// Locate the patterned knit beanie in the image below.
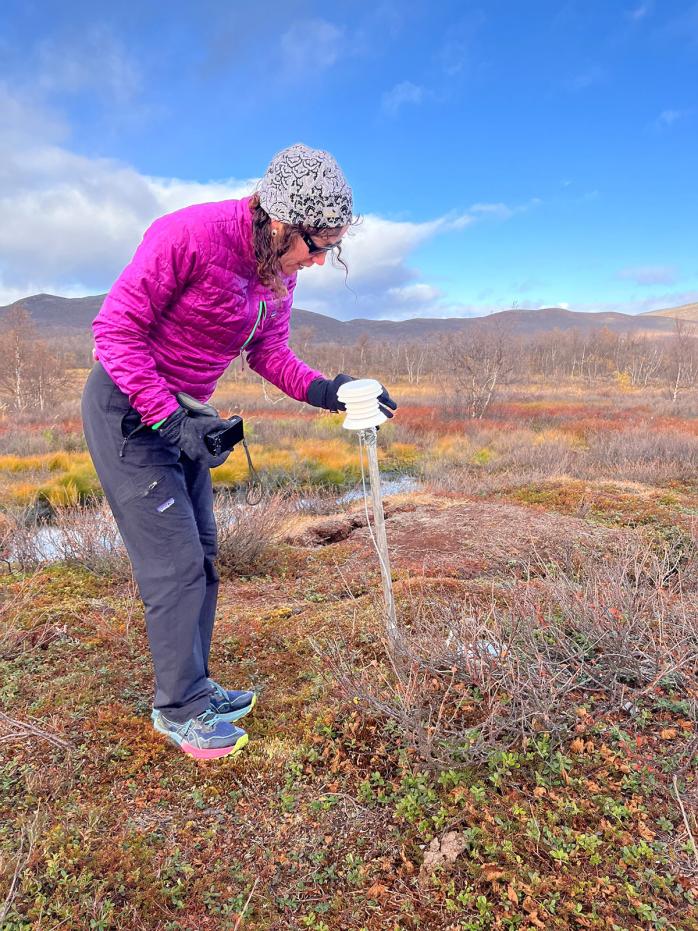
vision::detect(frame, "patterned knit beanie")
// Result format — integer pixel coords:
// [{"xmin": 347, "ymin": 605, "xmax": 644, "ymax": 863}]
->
[{"xmin": 257, "ymin": 143, "xmax": 353, "ymax": 228}]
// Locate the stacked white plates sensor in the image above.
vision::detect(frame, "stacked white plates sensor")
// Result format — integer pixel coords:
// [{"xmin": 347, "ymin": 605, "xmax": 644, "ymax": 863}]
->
[{"xmin": 337, "ymin": 378, "xmax": 387, "ymax": 430}]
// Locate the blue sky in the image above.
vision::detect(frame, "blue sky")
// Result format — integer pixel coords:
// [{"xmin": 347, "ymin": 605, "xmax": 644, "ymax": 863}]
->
[{"xmin": 0, "ymin": 0, "xmax": 696, "ymax": 319}]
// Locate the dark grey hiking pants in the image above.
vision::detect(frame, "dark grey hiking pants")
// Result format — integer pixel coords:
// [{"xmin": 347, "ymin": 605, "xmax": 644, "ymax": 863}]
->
[{"xmin": 81, "ymin": 363, "xmax": 217, "ymax": 722}]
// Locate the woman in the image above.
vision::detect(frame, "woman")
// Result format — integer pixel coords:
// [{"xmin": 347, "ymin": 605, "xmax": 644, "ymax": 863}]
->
[{"xmin": 81, "ymin": 144, "xmax": 397, "ymax": 760}]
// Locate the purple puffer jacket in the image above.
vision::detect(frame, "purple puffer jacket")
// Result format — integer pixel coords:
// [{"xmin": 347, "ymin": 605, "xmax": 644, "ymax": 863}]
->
[{"xmin": 92, "ymin": 196, "xmax": 325, "ymax": 425}]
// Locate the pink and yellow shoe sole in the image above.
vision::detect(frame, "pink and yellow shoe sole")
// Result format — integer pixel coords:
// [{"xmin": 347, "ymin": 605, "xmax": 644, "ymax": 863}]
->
[
  {"xmin": 152, "ymin": 713, "xmax": 249, "ymax": 760},
  {"xmin": 180, "ymin": 732, "xmax": 249, "ymax": 760}
]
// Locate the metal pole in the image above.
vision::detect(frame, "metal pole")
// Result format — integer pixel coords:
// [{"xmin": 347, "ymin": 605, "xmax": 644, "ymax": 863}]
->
[{"xmin": 359, "ymin": 427, "xmax": 399, "ymax": 650}]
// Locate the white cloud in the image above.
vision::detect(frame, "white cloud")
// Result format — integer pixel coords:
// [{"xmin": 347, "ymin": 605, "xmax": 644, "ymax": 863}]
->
[
  {"xmin": 0, "ymin": 82, "xmax": 257, "ymax": 303},
  {"xmin": 294, "ymin": 204, "xmax": 532, "ymax": 319},
  {"xmin": 280, "ymin": 19, "xmax": 344, "ymax": 72},
  {"xmin": 146, "ymin": 177, "xmax": 258, "ymax": 216},
  {"xmin": 0, "ymin": 133, "xmax": 255, "ymax": 298},
  {"xmin": 437, "ymin": 12, "xmax": 485, "ymax": 77},
  {"xmin": 654, "ymin": 108, "xmax": 693, "ymax": 130},
  {"xmin": 659, "ymin": 109, "xmax": 681, "ymax": 126},
  {"xmin": 0, "ymin": 83, "xmax": 68, "ymax": 146},
  {"xmin": 294, "ymin": 213, "xmax": 443, "ymax": 317},
  {"xmin": 0, "ymin": 87, "xmax": 532, "ymax": 319},
  {"xmin": 0, "ymin": 116, "xmax": 510, "ymax": 316},
  {"xmin": 439, "ymin": 38, "xmax": 469, "ymax": 77},
  {"xmin": 617, "ymin": 265, "xmax": 678, "ymax": 286},
  {"xmin": 628, "ymin": 3, "xmax": 652, "ymax": 21},
  {"xmin": 468, "ymin": 198, "xmax": 542, "ymax": 223},
  {"xmin": 387, "ymin": 283, "xmax": 442, "ymax": 306},
  {"xmin": 381, "ymin": 81, "xmax": 426, "ymax": 116},
  {"xmin": 469, "ymin": 202, "xmax": 515, "ymax": 221}
]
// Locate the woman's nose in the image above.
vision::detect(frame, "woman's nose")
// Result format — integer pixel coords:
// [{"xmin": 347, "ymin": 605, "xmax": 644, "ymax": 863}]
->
[{"xmin": 313, "ymin": 252, "xmax": 327, "ymax": 266}]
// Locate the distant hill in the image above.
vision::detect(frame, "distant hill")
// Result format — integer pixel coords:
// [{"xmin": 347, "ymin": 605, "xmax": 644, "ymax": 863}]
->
[
  {"xmin": 642, "ymin": 302, "xmax": 698, "ymax": 322},
  {"xmin": 330, "ymin": 307, "xmax": 679, "ymax": 342},
  {"xmin": 0, "ymin": 292, "xmax": 689, "ymax": 344},
  {"xmin": 1, "ymin": 293, "xmax": 106, "ymax": 331}
]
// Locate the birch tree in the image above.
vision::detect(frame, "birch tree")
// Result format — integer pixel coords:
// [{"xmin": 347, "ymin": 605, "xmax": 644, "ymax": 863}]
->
[{"xmin": 0, "ymin": 305, "xmax": 68, "ymax": 412}]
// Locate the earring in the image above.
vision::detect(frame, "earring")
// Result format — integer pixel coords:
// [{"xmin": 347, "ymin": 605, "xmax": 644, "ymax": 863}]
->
[{"xmin": 271, "ymin": 229, "xmax": 277, "ymax": 237}]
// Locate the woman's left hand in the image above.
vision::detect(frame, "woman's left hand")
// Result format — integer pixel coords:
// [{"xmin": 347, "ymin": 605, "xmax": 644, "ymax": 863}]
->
[{"xmin": 376, "ymin": 383, "xmax": 398, "ymax": 418}]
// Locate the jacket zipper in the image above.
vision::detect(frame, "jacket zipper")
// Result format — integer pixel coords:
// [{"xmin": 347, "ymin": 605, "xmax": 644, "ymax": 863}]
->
[{"xmin": 241, "ymin": 299, "xmax": 267, "ymax": 351}]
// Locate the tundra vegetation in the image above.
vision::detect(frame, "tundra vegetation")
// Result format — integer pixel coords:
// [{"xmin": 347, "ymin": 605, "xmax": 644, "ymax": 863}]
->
[{"xmin": 0, "ymin": 317, "xmax": 697, "ymax": 929}]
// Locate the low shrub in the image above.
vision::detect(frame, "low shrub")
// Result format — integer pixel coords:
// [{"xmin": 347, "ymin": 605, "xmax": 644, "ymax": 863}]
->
[
  {"xmin": 214, "ymin": 490, "xmax": 294, "ymax": 576},
  {"xmin": 48, "ymin": 500, "xmax": 130, "ymax": 577},
  {"xmin": 586, "ymin": 428, "xmax": 698, "ymax": 484},
  {"xmin": 0, "ymin": 501, "xmax": 129, "ymax": 577},
  {"xmin": 422, "ymin": 422, "xmax": 698, "ymax": 493},
  {"xmin": 324, "ymin": 538, "xmax": 698, "ymax": 767},
  {"xmin": 2, "ymin": 490, "xmax": 295, "ymax": 580}
]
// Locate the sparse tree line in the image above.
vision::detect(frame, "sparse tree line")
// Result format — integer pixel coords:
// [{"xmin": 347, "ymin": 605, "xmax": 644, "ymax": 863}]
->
[
  {"xmin": 0, "ymin": 306, "xmax": 71, "ymax": 413},
  {"xmin": 0, "ymin": 303, "xmax": 696, "ymax": 414},
  {"xmin": 288, "ymin": 321, "xmax": 697, "ymax": 416}
]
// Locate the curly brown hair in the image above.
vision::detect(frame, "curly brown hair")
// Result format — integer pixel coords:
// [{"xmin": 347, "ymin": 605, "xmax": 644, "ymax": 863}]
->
[{"xmin": 249, "ymin": 193, "xmax": 351, "ymax": 297}]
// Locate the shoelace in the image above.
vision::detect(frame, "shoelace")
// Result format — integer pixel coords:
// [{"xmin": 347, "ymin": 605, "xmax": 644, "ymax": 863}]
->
[{"xmin": 188, "ymin": 709, "xmax": 219, "ymax": 733}]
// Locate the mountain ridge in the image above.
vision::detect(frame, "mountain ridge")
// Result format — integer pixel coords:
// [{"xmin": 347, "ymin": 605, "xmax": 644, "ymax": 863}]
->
[
  {"xmin": 641, "ymin": 302, "xmax": 698, "ymax": 321},
  {"xmin": 0, "ymin": 292, "xmax": 691, "ymax": 343}
]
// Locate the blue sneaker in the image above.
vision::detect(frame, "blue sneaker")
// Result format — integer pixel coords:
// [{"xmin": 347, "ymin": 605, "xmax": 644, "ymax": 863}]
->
[
  {"xmin": 208, "ymin": 678, "xmax": 257, "ymax": 723},
  {"xmin": 152, "ymin": 708, "xmax": 248, "ymax": 760}
]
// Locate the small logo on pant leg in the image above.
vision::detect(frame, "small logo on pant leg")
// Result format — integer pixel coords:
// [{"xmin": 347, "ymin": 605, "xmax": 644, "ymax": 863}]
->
[{"xmin": 157, "ymin": 498, "xmax": 175, "ymax": 512}]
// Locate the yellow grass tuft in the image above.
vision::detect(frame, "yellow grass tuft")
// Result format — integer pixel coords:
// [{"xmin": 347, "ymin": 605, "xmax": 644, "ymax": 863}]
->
[
  {"xmin": 0, "ymin": 451, "xmax": 92, "ymax": 474},
  {"xmin": 383, "ymin": 442, "xmax": 420, "ymax": 470},
  {"xmin": 432, "ymin": 435, "xmax": 472, "ymax": 465},
  {"xmin": 532, "ymin": 428, "xmax": 586, "ymax": 449}
]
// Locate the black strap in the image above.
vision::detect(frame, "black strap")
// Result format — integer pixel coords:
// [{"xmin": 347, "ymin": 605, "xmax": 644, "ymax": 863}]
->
[
  {"xmin": 177, "ymin": 391, "xmax": 263, "ymax": 505},
  {"xmin": 242, "ymin": 438, "xmax": 263, "ymax": 506}
]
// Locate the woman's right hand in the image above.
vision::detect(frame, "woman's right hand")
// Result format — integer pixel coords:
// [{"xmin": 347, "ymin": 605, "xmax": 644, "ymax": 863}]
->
[{"xmin": 157, "ymin": 408, "xmax": 232, "ymax": 468}]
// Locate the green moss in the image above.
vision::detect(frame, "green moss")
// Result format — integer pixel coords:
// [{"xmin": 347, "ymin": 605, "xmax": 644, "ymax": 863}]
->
[{"xmin": 472, "ymin": 447, "xmax": 494, "ymax": 466}]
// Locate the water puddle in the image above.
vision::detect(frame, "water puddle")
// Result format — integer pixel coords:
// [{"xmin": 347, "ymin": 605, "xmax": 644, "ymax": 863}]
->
[
  {"xmin": 337, "ymin": 473, "xmax": 421, "ymax": 504},
  {"xmin": 296, "ymin": 472, "xmax": 420, "ymax": 511},
  {"xmin": 13, "ymin": 473, "xmax": 421, "ymax": 563}
]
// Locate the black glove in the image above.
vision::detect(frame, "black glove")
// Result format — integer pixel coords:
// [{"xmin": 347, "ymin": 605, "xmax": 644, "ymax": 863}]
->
[
  {"xmin": 307, "ymin": 374, "xmax": 398, "ymax": 418},
  {"xmin": 157, "ymin": 407, "xmax": 232, "ymax": 468}
]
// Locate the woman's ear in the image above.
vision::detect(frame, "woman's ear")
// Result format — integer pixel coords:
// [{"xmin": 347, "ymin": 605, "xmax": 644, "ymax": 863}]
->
[{"xmin": 270, "ymin": 219, "xmax": 285, "ymax": 243}]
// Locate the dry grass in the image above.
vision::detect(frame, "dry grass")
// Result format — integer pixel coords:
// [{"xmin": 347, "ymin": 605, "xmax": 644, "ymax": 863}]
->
[
  {"xmin": 2, "ymin": 379, "xmax": 695, "ymax": 511},
  {"xmin": 0, "ymin": 806, "xmax": 44, "ymax": 926},
  {"xmin": 325, "ymin": 537, "xmax": 698, "ymax": 767},
  {"xmin": 587, "ymin": 428, "xmax": 698, "ymax": 483},
  {"xmin": 47, "ymin": 501, "xmax": 130, "ymax": 576},
  {"xmin": 0, "ymin": 500, "xmax": 129, "ymax": 576},
  {"xmin": 1, "ymin": 493, "xmax": 300, "ymax": 580},
  {"xmin": 0, "ymin": 575, "xmax": 35, "ymax": 658},
  {"xmin": 420, "ymin": 420, "xmax": 698, "ymax": 495},
  {"xmin": 1, "ymin": 372, "xmax": 697, "ymax": 928},
  {"xmin": 214, "ymin": 490, "xmax": 296, "ymax": 576}
]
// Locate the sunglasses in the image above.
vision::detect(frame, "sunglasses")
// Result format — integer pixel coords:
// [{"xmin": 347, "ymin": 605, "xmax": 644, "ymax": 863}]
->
[{"xmin": 298, "ymin": 229, "xmax": 342, "ymax": 255}]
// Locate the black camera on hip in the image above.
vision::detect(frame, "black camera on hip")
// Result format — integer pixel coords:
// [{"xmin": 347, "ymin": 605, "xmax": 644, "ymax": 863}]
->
[
  {"xmin": 175, "ymin": 392, "xmax": 245, "ymax": 456},
  {"xmin": 203, "ymin": 416, "xmax": 244, "ymax": 456}
]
